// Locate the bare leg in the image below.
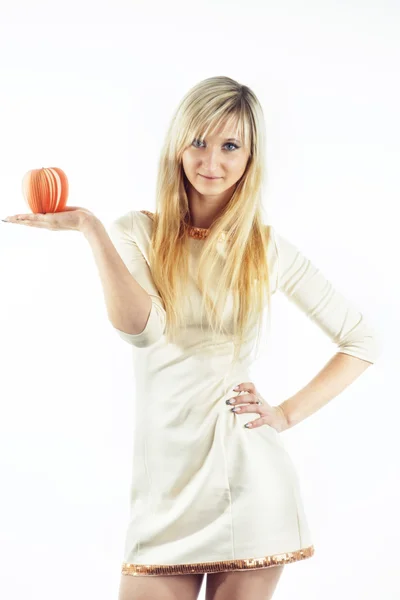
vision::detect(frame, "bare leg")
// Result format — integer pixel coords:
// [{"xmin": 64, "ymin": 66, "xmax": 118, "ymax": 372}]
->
[
  {"xmin": 117, "ymin": 572, "xmax": 205, "ymax": 600},
  {"xmin": 205, "ymin": 565, "xmax": 284, "ymax": 600}
]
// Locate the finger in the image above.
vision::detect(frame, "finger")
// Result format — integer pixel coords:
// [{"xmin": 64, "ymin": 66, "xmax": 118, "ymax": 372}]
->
[
  {"xmin": 227, "ymin": 393, "xmax": 259, "ymax": 406},
  {"xmin": 244, "ymin": 416, "xmax": 270, "ymax": 429},
  {"xmin": 6, "ymin": 214, "xmax": 39, "ymax": 221},
  {"xmin": 9, "ymin": 215, "xmax": 45, "ymax": 225},
  {"xmin": 232, "ymin": 381, "xmax": 257, "ymax": 394},
  {"xmin": 19, "ymin": 215, "xmax": 41, "ymax": 222},
  {"xmin": 3, "ymin": 215, "xmax": 27, "ymax": 223},
  {"xmin": 4, "ymin": 215, "xmax": 51, "ymax": 229},
  {"xmin": 231, "ymin": 404, "xmax": 259, "ymax": 415},
  {"xmin": 3, "ymin": 214, "xmax": 26, "ymax": 221}
]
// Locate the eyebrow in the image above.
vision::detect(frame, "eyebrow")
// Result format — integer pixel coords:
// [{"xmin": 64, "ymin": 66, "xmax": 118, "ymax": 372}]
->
[
  {"xmin": 199, "ymin": 136, "xmax": 241, "ymax": 143},
  {"xmin": 195, "ymin": 135, "xmax": 242, "ymax": 144}
]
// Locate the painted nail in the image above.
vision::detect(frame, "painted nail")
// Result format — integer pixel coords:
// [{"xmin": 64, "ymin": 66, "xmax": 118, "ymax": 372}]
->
[{"xmin": 225, "ymin": 399, "xmax": 234, "ymax": 405}]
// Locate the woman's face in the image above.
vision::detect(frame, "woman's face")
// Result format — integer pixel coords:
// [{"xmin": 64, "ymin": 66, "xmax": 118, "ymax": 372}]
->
[{"xmin": 181, "ymin": 119, "xmax": 251, "ymax": 206}]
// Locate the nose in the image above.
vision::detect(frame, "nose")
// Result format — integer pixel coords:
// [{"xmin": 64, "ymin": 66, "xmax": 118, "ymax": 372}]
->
[{"xmin": 200, "ymin": 146, "xmax": 222, "ymax": 172}]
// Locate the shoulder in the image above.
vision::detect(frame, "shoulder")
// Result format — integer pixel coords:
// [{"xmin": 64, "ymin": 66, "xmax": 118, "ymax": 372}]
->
[
  {"xmin": 263, "ymin": 223, "xmax": 300, "ymax": 260},
  {"xmin": 263, "ymin": 223, "xmax": 279, "ymax": 260},
  {"xmin": 107, "ymin": 211, "xmax": 155, "ymax": 260},
  {"xmin": 109, "ymin": 209, "xmax": 155, "ymax": 237},
  {"xmin": 138, "ymin": 210, "xmax": 155, "ymax": 224}
]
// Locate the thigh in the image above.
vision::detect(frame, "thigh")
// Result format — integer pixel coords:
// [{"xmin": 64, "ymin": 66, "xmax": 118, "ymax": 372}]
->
[
  {"xmin": 118, "ymin": 572, "xmax": 205, "ymax": 600},
  {"xmin": 205, "ymin": 565, "xmax": 284, "ymax": 600}
]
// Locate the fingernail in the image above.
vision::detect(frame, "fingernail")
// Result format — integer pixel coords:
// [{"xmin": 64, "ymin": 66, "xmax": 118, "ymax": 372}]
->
[
  {"xmin": 233, "ymin": 385, "xmax": 239, "ymax": 391},
  {"xmin": 1, "ymin": 218, "xmax": 9, "ymax": 222},
  {"xmin": 244, "ymin": 423, "xmax": 252, "ymax": 428}
]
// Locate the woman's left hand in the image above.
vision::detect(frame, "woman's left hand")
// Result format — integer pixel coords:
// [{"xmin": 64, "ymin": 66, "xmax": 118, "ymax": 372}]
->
[
  {"xmin": 2, "ymin": 206, "xmax": 97, "ymax": 232},
  {"xmin": 226, "ymin": 381, "xmax": 290, "ymax": 433}
]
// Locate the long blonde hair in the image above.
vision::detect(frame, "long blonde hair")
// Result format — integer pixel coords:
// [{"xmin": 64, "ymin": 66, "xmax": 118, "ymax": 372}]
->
[{"xmin": 149, "ymin": 75, "xmax": 273, "ymax": 365}]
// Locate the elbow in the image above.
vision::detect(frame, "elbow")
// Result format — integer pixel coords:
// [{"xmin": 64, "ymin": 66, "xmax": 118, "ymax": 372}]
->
[
  {"xmin": 112, "ymin": 299, "xmax": 166, "ymax": 348},
  {"xmin": 337, "ymin": 327, "xmax": 382, "ymax": 365}
]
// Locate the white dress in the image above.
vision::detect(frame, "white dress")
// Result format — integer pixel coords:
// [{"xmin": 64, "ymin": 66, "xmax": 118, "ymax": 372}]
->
[{"xmin": 107, "ymin": 209, "xmax": 379, "ymax": 576}]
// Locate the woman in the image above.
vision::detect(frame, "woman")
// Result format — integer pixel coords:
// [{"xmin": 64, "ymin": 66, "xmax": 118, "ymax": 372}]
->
[
  {"xmin": 108, "ymin": 76, "xmax": 380, "ymax": 599},
  {"xmin": 4, "ymin": 76, "xmax": 380, "ymax": 600}
]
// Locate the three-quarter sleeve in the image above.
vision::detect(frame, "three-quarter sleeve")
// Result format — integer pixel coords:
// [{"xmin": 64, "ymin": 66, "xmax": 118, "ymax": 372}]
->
[
  {"xmin": 107, "ymin": 210, "xmax": 166, "ymax": 347},
  {"xmin": 270, "ymin": 225, "xmax": 380, "ymax": 364}
]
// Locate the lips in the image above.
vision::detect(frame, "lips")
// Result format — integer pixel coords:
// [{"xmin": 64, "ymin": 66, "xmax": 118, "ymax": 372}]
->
[{"xmin": 200, "ymin": 174, "xmax": 220, "ymax": 179}]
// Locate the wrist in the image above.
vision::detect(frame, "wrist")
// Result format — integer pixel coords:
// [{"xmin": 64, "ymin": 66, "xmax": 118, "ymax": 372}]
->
[
  {"xmin": 80, "ymin": 215, "xmax": 103, "ymax": 236},
  {"xmin": 275, "ymin": 403, "xmax": 291, "ymax": 431}
]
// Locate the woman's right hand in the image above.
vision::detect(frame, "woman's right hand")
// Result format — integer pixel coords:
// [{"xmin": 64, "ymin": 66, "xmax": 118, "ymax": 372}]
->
[{"xmin": 2, "ymin": 206, "xmax": 97, "ymax": 232}]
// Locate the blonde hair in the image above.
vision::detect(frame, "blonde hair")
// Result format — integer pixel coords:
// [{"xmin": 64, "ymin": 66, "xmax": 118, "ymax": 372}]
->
[{"xmin": 149, "ymin": 75, "xmax": 273, "ymax": 365}]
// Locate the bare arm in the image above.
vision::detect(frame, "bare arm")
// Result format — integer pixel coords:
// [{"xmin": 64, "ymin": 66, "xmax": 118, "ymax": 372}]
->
[
  {"xmin": 80, "ymin": 216, "xmax": 152, "ymax": 335},
  {"xmin": 277, "ymin": 352, "xmax": 373, "ymax": 429}
]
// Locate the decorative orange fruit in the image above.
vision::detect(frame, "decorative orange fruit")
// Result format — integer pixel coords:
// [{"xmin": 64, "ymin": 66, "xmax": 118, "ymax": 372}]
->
[{"xmin": 21, "ymin": 167, "xmax": 69, "ymax": 214}]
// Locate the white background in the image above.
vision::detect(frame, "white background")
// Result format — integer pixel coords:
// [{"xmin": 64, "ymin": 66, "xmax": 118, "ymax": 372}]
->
[{"xmin": 0, "ymin": 1, "xmax": 397, "ymax": 599}]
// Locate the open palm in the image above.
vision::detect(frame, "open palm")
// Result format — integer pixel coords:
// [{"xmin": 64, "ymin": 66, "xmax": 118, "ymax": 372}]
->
[{"xmin": 2, "ymin": 206, "xmax": 96, "ymax": 232}]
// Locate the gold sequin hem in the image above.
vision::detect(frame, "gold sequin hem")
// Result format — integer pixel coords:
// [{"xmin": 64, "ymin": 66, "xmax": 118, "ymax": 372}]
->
[{"xmin": 121, "ymin": 544, "xmax": 314, "ymax": 576}]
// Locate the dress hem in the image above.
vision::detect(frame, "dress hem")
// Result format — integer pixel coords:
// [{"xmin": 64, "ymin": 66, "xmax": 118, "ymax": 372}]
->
[{"xmin": 121, "ymin": 544, "xmax": 315, "ymax": 576}]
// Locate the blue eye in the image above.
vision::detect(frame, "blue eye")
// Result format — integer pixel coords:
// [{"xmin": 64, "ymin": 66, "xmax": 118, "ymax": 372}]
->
[
  {"xmin": 192, "ymin": 139, "xmax": 239, "ymax": 151},
  {"xmin": 225, "ymin": 142, "xmax": 239, "ymax": 151}
]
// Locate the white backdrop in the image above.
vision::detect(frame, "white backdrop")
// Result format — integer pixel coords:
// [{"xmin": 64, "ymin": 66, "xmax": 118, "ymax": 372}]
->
[{"xmin": 0, "ymin": 1, "xmax": 397, "ymax": 599}]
